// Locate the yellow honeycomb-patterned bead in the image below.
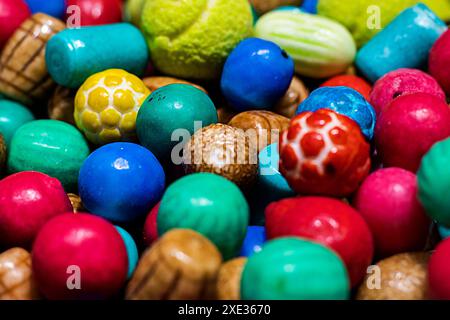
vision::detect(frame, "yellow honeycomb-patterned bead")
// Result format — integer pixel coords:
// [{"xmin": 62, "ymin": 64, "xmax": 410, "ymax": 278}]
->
[{"xmin": 74, "ymin": 68, "xmax": 151, "ymax": 145}]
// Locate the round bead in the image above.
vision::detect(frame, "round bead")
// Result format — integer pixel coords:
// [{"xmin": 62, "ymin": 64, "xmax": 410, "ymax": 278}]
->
[
  {"xmin": 279, "ymin": 109, "xmax": 371, "ymax": 197},
  {"xmin": 74, "ymin": 69, "xmax": 150, "ymax": 145},
  {"xmin": 158, "ymin": 173, "xmax": 249, "ymax": 260},
  {"xmin": 266, "ymin": 196, "xmax": 373, "ymax": 287},
  {"xmin": 115, "ymin": 226, "xmax": 138, "ymax": 280},
  {"xmin": 429, "ymin": 29, "xmax": 450, "ymax": 96},
  {"xmin": 321, "ymin": 74, "xmax": 372, "ymax": 101},
  {"xmin": 375, "ymin": 93, "xmax": 450, "ymax": 172},
  {"xmin": 126, "ymin": 229, "xmax": 222, "ymax": 300},
  {"xmin": 241, "ymin": 237, "xmax": 350, "ymax": 300},
  {"xmin": 143, "ymin": 76, "xmax": 206, "ymax": 93},
  {"xmin": 67, "ymin": 193, "xmax": 85, "ymax": 213},
  {"xmin": 354, "ymin": 168, "xmax": 430, "ymax": 257},
  {"xmin": 239, "ymin": 226, "xmax": 266, "ymax": 257},
  {"xmin": 25, "ymin": 0, "xmax": 66, "ymax": 18},
  {"xmin": 0, "ymin": 171, "xmax": 72, "ymax": 247},
  {"xmin": 0, "ymin": 99, "xmax": 34, "ymax": 147},
  {"xmin": 273, "ymin": 76, "xmax": 309, "ymax": 118},
  {"xmin": 183, "ymin": 124, "xmax": 258, "ymax": 188},
  {"xmin": 0, "ymin": 0, "xmax": 31, "ymax": 49},
  {"xmin": 356, "ymin": 252, "xmax": 430, "ymax": 300},
  {"xmin": 428, "ymin": 238, "xmax": 450, "ymax": 299},
  {"xmin": 65, "ymin": 0, "xmax": 123, "ymax": 26},
  {"xmin": 216, "ymin": 257, "xmax": 247, "ymax": 300},
  {"xmin": 78, "ymin": 142, "xmax": 165, "ymax": 223},
  {"xmin": 296, "ymin": 86, "xmax": 376, "ymax": 140},
  {"xmin": 137, "ymin": 84, "xmax": 218, "ymax": 161},
  {"xmin": 32, "ymin": 213, "xmax": 128, "ymax": 300},
  {"xmin": 143, "ymin": 202, "xmax": 160, "ymax": 246}
]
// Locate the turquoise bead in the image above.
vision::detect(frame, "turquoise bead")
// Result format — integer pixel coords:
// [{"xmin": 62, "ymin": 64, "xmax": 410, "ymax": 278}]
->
[
  {"xmin": 0, "ymin": 100, "xmax": 34, "ymax": 147},
  {"xmin": 7, "ymin": 120, "xmax": 90, "ymax": 191},
  {"xmin": 115, "ymin": 226, "xmax": 139, "ymax": 279},
  {"xmin": 136, "ymin": 84, "xmax": 218, "ymax": 161},
  {"xmin": 241, "ymin": 238, "xmax": 350, "ymax": 300},
  {"xmin": 158, "ymin": 173, "xmax": 249, "ymax": 260}
]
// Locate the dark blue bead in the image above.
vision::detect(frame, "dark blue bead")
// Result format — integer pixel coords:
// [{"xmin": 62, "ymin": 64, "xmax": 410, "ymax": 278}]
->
[
  {"xmin": 240, "ymin": 226, "xmax": 267, "ymax": 257},
  {"xmin": 301, "ymin": 0, "xmax": 318, "ymax": 14},
  {"xmin": 25, "ymin": 0, "xmax": 66, "ymax": 19}
]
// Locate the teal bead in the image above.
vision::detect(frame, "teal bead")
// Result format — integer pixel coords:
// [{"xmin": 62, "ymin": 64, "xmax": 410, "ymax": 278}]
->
[
  {"xmin": 7, "ymin": 120, "xmax": 90, "ymax": 191},
  {"xmin": 241, "ymin": 238, "xmax": 350, "ymax": 300},
  {"xmin": 136, "ymin": 84, "xmax": 218, "ymax": 161},
  {"xmin": 158, "ymin": 173, "xmax": 249, "ymax": 260},
  {"xmin": 418, "ymin": 137, "xmax": 450, "ymax": 226},
  {"xmin": 115, "ymin": 226, "xmax": 139, "ymax": 279},
  {"xmin": 0, "ymin": 100, "xmax": 34, "ymax": 147}
]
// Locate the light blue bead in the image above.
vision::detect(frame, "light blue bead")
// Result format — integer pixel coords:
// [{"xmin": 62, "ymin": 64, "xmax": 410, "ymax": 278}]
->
[
  {"xmin": 356, "ymin": 4, "xmax": 447, "ymax": 83},
  {"xmin": 115, "ymin": 226, "xmax": 139, "ymax": 279}
]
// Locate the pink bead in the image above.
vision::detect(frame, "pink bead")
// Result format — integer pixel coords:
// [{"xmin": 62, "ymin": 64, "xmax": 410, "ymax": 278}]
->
[
  {"xmin": 0, "ymin": 171, "xmax": 72, "ymax": 247},
  {"xmin": 429, "ymin": 29, "xmax": 450, "ymax": 97},
  {"xmin": 0, "ymin": 0, "xmax": 31, "ymax": 49},
  {"xmin": 32, "ymin": 213, "xmax": 128, "ymax": 300},
  {"xmin": 375, "ymin": 93, "xmax": 450, "ymax": 172},
  {"xmin": 429, "ymin": 238, "xmax": 450, "ymax": 299},
  {"xmin": 143, "ymin": 202, "xmax": 159, "ymax": 246},
  {"xmin": 353, "ymin": 168, "xmax": 430, "ymax": 258},
  {"xmin": 370, "ymin": 69, "xmax": 446, "ymax": 115}
]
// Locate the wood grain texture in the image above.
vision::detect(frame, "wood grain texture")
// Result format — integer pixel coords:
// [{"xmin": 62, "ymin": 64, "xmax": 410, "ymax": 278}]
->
[{"xmin": 216, "ymin": 257, "xmax": 247, "ymax": 300}]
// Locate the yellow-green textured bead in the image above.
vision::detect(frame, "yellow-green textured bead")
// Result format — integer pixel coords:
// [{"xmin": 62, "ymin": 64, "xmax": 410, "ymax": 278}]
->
[{"xmin": 7, "ymin": 120, "xmax": 89, "ymax": 191}]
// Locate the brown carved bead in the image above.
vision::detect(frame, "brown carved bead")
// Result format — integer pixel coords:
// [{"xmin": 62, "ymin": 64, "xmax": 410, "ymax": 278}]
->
[
  {"xmin": 0, "ymin": 248, "xmax": 40, "ymax": 300},
  {"xmin": 143, "ymin": 76, "xmax": 207, "ymax": 93},
  {"xmin": 0, "ymin": 14, "xmax": 66, "ymax": 105},
  {"xmin": 250, "ymin": 0, "xmax": 303, "ymax": 14},
  {"xmin": 182, "ymin": 124, "xmax": 258, "ymax": 188},
  {"xmin": 126, "ymin": 229, "xmax": 222, "ymax": 300},
  {"xmin": 67, "ymin": 193, "xmax": 85, "ymax": 213},
  {"xmin": 0, "ymin": 135, "xmax": 5, "ymax": 173},
  {"xmin": 216, "ymin": 257, "xmax": 247, "ymax": 300},
  {"xmin": 217, "ymin": 105, "xmax": 237, "ymax": 124},
  {"xmin": 228, "ymin": 110, "xmax": 290, "ymax": 153},
  {"xmin": 48, "ymin": 86, "xmax": 77, "ymax": 125},
  {"xmin": 274, "ymin": 76, "xmax": 309, "ymax": 118},
  {"xmin": 356, "ymin": 252, "xmax": 430, "ymax": 300}
]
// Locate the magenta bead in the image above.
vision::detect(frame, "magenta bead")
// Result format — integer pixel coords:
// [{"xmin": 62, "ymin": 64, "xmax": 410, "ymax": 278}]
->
[
  {"xmin": 354, "ymin": 168, "xmax": 430, "ymax": 258},
  {"xmin": 370, "ymin": 69, "xmax": 446, "ymax": 115},
  {"xmin": 375, "ymin": 93, "xmax": 450, "ymax": 172},
  {"xmin": 32, "ymin": 213, "xmax": 128, "ymax": 300},
  {"xmin": 143, "ymin": 202, "xmax": 159, "ymax": 246},
  {"xmin": 0, "ymin": 171, "xmax": 72, "ymax": 247}
]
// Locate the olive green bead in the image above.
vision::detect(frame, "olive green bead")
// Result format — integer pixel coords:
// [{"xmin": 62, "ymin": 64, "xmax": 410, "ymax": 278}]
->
[
  {"xmin": 241, "ymin": 238, "xmax": 350, "ymax": 300},
  {"xmin": 158, "ymin": 173, "xmax": 249, "ymax": 260},
  {"xmin": 7, "ymin": 120, "xmax": 89, "ymax": 191}
]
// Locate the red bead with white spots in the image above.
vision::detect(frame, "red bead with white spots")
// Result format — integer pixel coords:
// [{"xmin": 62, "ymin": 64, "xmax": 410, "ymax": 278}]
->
[{"xmin": 279, "ymin": 109, "xmax": 371, "ymax": 197}]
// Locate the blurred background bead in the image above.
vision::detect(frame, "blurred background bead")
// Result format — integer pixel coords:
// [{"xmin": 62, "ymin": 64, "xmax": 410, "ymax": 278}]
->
[
  {"xmin": 250, "ymin": 0, "xmax": 302, "ymax": 15},
  {"xmin": 239, "ymin": 226, "xmax": 266, "ymax": 257},
  {"xmin": 273, "ymin": 76, "xmax": 309, "ymax": 118},
  {"xmin": 216, "ymin": 257, "xmax": 247, "ymax": 300},
  {"xmin": 0, "ymin": 99, "xmax": 34, "ymax": 147},
  {"xmin": 115, "ymin": 226, "xmax": 138, "ymax": 280},
  {"xmin": 67, "ymin": 193, "xmax": 85, "ymax": 213},
  {"xmin": 0, "ymin": 135, "xmax": 5, "ymax": 173},
  {"xmin": 0, "ymin": 0, "xmax": 31, "ymax": 50},
  {"xmin": 65, "ymin": 0, "xmax": 123, "ymax": 26},
  {"xmin": 143, "ymin": 76, "xmax": 207, "ymax": 93},
  {"xmin": 25, "ymin": 0, "xmax": 66, "ymax": 19},
  {"xmin": 47, "ymin": 86, "xmax": 76, "ymax": 125}
]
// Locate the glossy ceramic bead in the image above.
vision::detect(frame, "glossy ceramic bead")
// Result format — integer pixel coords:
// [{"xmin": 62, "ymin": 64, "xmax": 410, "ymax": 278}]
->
[
  {"xmin": 357, "ymin": 252, "xmax": 430, "ymax": 300},
  {"xmin": 32, "ymin": 213, "xmax": 128, "ymax": 300},
  {"xmin": 0, "ymin": 14, "xmax": 65, "ymax": 105},
  {"xmin": 241, "ymin": 238, "xmax": 350, "ymax": 300},
  {"xmin": 273, "ymin": 76, "xmax": 309, "ymax": 118},
  {"xmin": 158, "ymin": 173, "xmax": 249, "ymax": 260},
  {"xmin": 279, "ymin": 109, "xmax": 371, "ymax": 197},
  {"xmin": 65, "ymin": 0, "xmax": 123, "ymax": 26},
  {"xmin": 0, "ymin": 171, "xmax": 72, "ymax": 247},
  {"xmin": 418, "ymin": 138, "xmax": 450, "ymax": 226},
  {"xmin": 78, "ymin": 142, "xmax": 165, "ymax": 223},
  {"xmin": 370, "ymin": 69, "xmax": 446, "ymax": 115},
  {"xmin": 0, "ymin": 0, "xmax": 31, "ymax": 49},
  {"xmin": 221, "ymin": 38, "xmax": 294, "ymax": 111},
  {"xmin": 375, "ymin": 93, "xmax": 450, "ymax": 172},
  {"xmin": 354, "ymin": 168, "xmax": 430, "ymax": 257},
  {"xmin": 321, "ymin": 75, "xmax": 372, "ymax": 101},
  {"xmin": 429, "ymin": 29, "xmax": 450, "ymax": 96},
  {"xmin": 296, "ymin": 87, "xmax": 376, "ymax": 140},
  {"xmin": 67, "ymin": 193, "xmax": 85, "ymax": 213},
  {"xmin": 47, "ymin": 86, "xmax": 77, "ymax": 125},
  {"xmin": 0, "ymin": 99, "xmax": 34, "ymax": 147},
  {"xmin": 228, "ymin": 110, "xmax": 290, "ymax": 153},
  {"xmin": 0, "ymin": 248, "xmax": 40, "ymax": 300},
  {"xmin": 239, "ymin": 226, "xmax": 266, "ymax": 257},
  {"xmin": 266, "ymin": 197, "xmax": 373, "ymax": 287},
  {"xmin": 182, "ymin": 124, "xmax": 258, "ymax": 188},
  {"xmin": 428, "ymin": 238, "xmax": 450, "ymax": 299},
  {"xmin": 137, "ymin": 84, "xmax": 218, "ymax": 161},
  {"xmin": 143, "ymin": 76, "xmax": 206, "ymax": 93},
  {"xmin": 356, "ymin": 4, "xmax": 447, "ymax": 82},
  {"xmin": 74, "ymin": 69, "xmax": 150, "ymax": 145},
  {"xmin": 7, "ymin": 120, "xmax": 90, "ymax": 191},
  {"xmin": 126, "ymin": 229, "xmax": 222, "ymax": 300},
  {"xmin": 25, "ymin": 0, "xmax": 66, "ymax": 19},
  {"xmin": 46, "ymin": 23, "xmax": 148, "ymax": 89},
  {"xmin": 216, "ymin": 257, "xmax": 247, "ymax": 300},
  {"xmin": 115, "ymin": 226, "xmax": 138, "ymax": 280},
  {"xmin": 143, "ymin": 202, "xmax": 159, "ymax": 246}
]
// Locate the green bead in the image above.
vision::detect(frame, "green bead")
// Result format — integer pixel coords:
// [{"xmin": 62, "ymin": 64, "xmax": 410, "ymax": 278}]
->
[
  {"xmin": 158, "ymin": 173, "xmax": 249, "ymax": 260},
  {"xmin": 241, "ymin": 238, "xmax": 350, "ymax": 300},
  {"xmin": 418, "ymin": 137, "xmax": 450, "ymax": 226},
  {"xmin": 0, "ymin": 100, "xmax": 35, "ymax": 147},
  {"xmin": 7, "ymin": 120, "xmax": 90, "ymax": 191},
  {"xmin": 136, "ymin": 84, "xmax": 218, "ymax": 161}
]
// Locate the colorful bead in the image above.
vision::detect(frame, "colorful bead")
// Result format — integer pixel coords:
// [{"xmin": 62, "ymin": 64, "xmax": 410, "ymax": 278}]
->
[
  {"xmin": 321, "ymin": 74, "xmax": 372, "ymax": 101},
  {"xmin": 115, "ymin": 226, "xmax": 138, "ymax": 280},
  {"xmin": 143, "ymin": 202, "xmax": 159, "ymax": 246},
  {"xmin": 0, "ymin": 99, "xmax": 34, "ymax": 147},
  {"xmin": 65, "ymin": 0, "xmax": 123, "ymax": 26},
  {"xmin": 47, "ymin": 86, "xmax": 77, "ymax": 125},
  {"xmin": 428, "ymin": 238, "xmax": 450, "ymax": 299},
  {"xmin": 0, "ymin": 0, "xmax": 31, "ymax": 50},
  {"xmin": 216, "ymin": 257, "xmax": 247, "ymax": 300},
  {"xmin": 273, "ymin": 76, "xmax": 309, "ymax": 118},
  {"xmin": 239, "ymin": 226, "xmax": 266, "ymax": 257},
  {"xmin": 25, "ymin": 0, "xmax": 66, "ymax": 19},
  {"xmin": 429, "ymin": 28, "xmax": 450, "ymax": 96}
]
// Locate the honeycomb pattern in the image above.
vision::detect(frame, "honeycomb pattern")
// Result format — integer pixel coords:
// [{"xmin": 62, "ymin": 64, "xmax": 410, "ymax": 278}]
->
[
  {"xmin": 74, "ymin": 69, "xmax": 150, "ymax": 145},
  {"xmin": 279, "ymin": 109, "xmax": 371, "ymax": 197}
]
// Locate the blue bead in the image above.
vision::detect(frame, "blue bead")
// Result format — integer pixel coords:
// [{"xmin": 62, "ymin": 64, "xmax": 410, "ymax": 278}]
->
[
  {"xmin": 438, "ymin": 224, "xmax": 450, "ymax": 239},
  {"xmin": 239, "ymin": 226, "xmax": 266, "ymax": 257},
  {"xmin": 356, "ymin": 4, "xmax": 446, "ymax": 83},
  {"xmin": 221, "ymin": 38, "xmax": 294, "ymax": 112},
  {"xmin": 79, "ymin": 142, "xmax": 165, "ymax": 223},
  {"xmin": 115, "ymin": 226, "xmax": 139, "ymax": 279},
  {"xmin": 301, "ymin": 0, "xmax": 318, "ymax": 14},
  {"xmin": 296, "ymin": 86, "xmax": 376, "ymax": 140},
  {"xmin": 24, "ymin": 0, "xmax": 66, "ymax": 19}
]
